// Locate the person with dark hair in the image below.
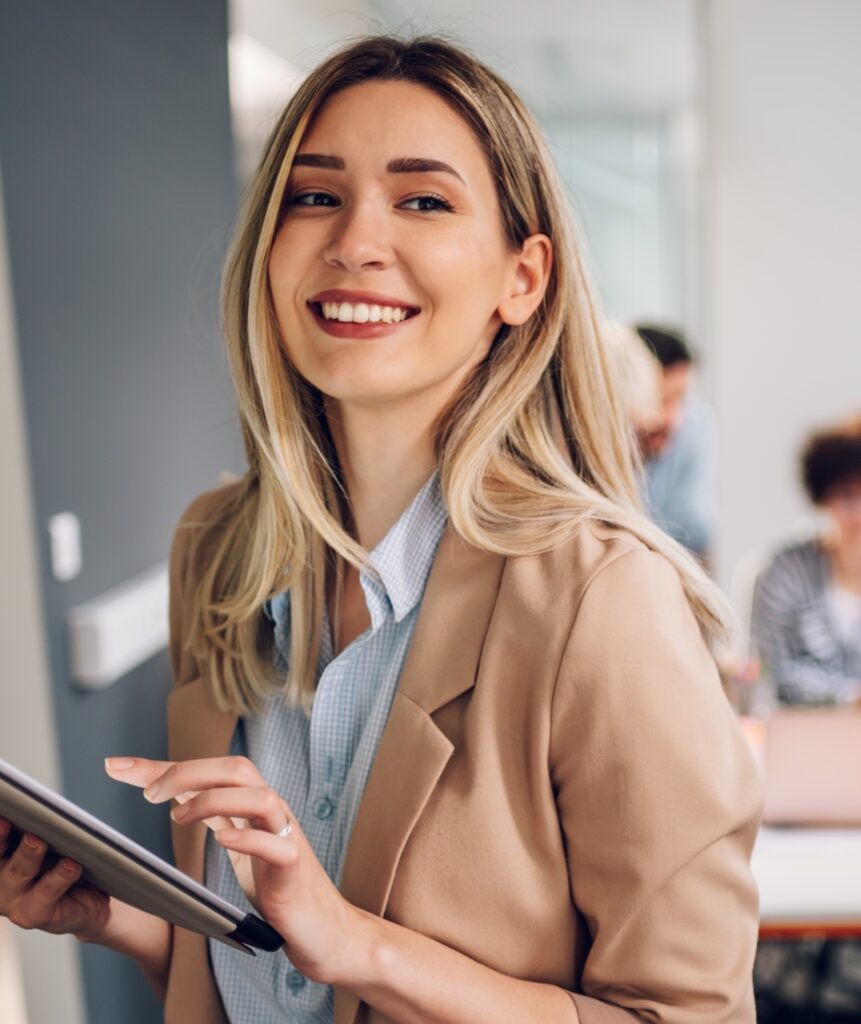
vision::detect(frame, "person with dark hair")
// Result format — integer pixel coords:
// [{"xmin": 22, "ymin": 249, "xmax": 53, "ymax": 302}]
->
[
  {"xmin": 752, "ymin": 415, "xmax": 861, "ymax": 706},
  {"xmin": 751, "ymin": 416, "xmax": 861, "ymax": 1016},
  {"xmin": 634, "ymin": 323, "xmax": 717, "ymax": 562}
]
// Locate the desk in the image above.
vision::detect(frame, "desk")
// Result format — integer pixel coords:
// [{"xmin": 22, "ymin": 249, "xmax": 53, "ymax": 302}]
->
[{"xmin": 754, "ymin": 826, "xmax": 861, "ymax": 939}]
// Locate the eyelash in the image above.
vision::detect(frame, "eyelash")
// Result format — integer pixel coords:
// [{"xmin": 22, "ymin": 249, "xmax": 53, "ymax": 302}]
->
[{"xmin": 288, "ymin": 191, "xmax": 455, "ymax": 214}]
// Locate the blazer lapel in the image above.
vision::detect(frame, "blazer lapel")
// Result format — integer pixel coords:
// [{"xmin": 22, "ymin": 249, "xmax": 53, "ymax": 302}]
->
[
  {"xmin": 335, "ymin": 526, "xmax": 505, "ymax": 1024},
  {"xmin": 163, "ymin": 680, "xmax": 236, "ymax": 1024},
  {"xmin": 167, "ymin": 677, "xmax": 237, "ymax": 881}
]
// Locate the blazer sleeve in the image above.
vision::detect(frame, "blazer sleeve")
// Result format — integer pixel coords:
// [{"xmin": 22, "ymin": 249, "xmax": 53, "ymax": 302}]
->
[
  {"xmin": 165, "ymin": 488, "xmax": 236, "ymax": 1024},
  {"xmin": 550, "ymin": 547, "xmax": 762, "ymax": 1024}
]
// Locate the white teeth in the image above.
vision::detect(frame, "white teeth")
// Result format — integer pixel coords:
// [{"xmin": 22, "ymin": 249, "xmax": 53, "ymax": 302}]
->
[{"xmin": 318, "ymin": 301, "xmax": 411, "ymax": 324}]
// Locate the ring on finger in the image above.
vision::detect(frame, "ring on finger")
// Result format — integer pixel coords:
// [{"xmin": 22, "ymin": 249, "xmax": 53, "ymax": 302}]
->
[{"xmin": 273, "ymin": 820, "xmax": 292, "ymax": 840}]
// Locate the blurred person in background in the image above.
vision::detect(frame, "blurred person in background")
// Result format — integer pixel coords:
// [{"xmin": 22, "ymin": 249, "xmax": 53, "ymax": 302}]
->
[
  {"xmin": 603, "ymin": 322, "xmax": 662, "ymax": 440},
  {"xmin": 635, "ymin": 324, "xmax": 717, "ymax": 566},
  {"xmin": 752, "ymin": 415, "xmax": 861, "ymax": 706},
  {"xmin": 751, "ymin": 414, "xmax": 861, "ymax": 1019}
]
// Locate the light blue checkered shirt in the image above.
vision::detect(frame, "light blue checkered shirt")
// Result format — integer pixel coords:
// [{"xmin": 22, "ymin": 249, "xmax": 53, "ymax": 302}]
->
[{"xmin": 205, "ymin": 473, "xmax": 447, "ymax": 1023}]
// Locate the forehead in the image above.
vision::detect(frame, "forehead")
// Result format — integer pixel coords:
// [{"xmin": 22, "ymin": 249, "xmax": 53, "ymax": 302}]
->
[
  {"xmin": 297, "ymin": 80, "xmax": 488, "ymax": 175},
  {"xmin": 830, "ymin": 475, "xmax": 861, "ymax": 495}
]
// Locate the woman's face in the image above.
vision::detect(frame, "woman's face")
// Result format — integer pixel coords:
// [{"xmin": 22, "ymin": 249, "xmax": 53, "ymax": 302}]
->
[{"xmin": 267, "ymin": 80, "xmax": 546, "ymax": 414}]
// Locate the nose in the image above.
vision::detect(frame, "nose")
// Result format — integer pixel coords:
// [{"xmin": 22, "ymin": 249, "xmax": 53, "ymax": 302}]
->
[{"xmin": 322, "ymin": 199, "xmax": 391, "ymax": 274}]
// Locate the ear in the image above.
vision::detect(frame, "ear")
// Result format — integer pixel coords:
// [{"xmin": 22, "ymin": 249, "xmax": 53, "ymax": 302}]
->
[{"xmin": 497, "ymin": 233, "xmax": 553, "ymax": 326}]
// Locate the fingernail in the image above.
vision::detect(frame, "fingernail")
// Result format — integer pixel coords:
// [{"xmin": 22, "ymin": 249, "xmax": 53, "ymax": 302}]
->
[
  {"xmin": 60, "ymin": 859, "xmax": 79, "ymax": 875},
  {"xmin": 170, "ymin": 805, "xmax": 188, "ymax": 823},
  {"xmin": 23, "ymin": 834, "xmax": 43, "ymax": 851},
  {"xmin": 143, "ymin": 784, "xmax": 162, "ymax": 802},
  {"xmin": 105, "ymin": 757, "xmax": 135, "ymax": 771},
  {"xmin": 216, "ymin": 829, "xmax": 240, "ymax": 843}
]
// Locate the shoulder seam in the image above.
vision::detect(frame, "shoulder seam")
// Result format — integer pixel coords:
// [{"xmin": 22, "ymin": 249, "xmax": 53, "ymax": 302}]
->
[{"xmin": 548, "ymin": 544, "xmax": 665, "ymax": 733}]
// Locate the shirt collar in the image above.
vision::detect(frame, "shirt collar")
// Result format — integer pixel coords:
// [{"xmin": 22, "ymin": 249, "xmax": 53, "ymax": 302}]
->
[
  {"xmin": 361, "ymin": 471, "xmax": 447, "ymax": 625},
  {"xmin": 264, "ymin": 471, "xmax": 447, "ymax": 650}
]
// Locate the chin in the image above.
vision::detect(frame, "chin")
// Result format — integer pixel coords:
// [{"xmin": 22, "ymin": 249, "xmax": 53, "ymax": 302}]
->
[
  {"xmin": 307, "ymin": 367, "xmax": 417, "ymax": 407},
  {"xmin": 646, "ymin": 434, "xmax": 670, "ymax": 456}
]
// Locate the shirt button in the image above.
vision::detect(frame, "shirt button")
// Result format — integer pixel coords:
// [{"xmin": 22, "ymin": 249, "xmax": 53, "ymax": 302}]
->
[
  {"xmin": 314, "ymin": 796, "xmax": 334, "ymax": 820},
  {"xmin": 287, "ymin": 969, "xmax": 306, "ymax": 993}
]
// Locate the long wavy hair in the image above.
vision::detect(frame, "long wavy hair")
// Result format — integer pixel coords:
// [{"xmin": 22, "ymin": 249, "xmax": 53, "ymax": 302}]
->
[{"xmin": 183, "ymin": 34, "xmax": 730, "ymax": 712}]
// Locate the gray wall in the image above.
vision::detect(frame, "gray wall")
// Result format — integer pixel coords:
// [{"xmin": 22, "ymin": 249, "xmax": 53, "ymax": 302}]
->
[{"xmin": 0, "ymin": 2, "xmax": 244, "ymax": 1021}]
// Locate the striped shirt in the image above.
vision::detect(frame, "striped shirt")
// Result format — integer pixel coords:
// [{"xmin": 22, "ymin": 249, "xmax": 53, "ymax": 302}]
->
[
  {"xmin": 751, "ymin": 537, "xmax": 861, "ymax": 705},
  {"xmin": 204, "ymin": 473, "xmax": 447, "ymax": 1022}
]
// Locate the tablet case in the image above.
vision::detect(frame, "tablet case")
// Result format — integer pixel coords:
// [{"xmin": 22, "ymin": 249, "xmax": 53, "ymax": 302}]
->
[{"xmin": 0, "ymin": 757, "xmax": 283, "ymax": 954}]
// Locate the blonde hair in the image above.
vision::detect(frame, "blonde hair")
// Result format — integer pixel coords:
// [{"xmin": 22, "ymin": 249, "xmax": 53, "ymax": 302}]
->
[
  {"xmin": 184, "ymin": 35, "xmax": 730, "ymax": 712},
  {"xmin": 603, "ymin": 322, "xmax": 662, "ymax": 432}
]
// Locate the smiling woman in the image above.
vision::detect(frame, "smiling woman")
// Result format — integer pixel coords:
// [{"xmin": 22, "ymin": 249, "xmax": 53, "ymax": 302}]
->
[
  {"xmin": 268, "ymin": 78, "xmax": 549, "ymax": 445},
  {"xmin": 0, "ymin": 34, "xmax": 761, "ymax": 1024}
]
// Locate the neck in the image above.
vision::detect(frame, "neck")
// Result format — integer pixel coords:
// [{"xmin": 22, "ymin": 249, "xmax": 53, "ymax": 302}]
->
[{"xmin": 326, "ymin": 396, "xmax": 439, "ymax": 551}]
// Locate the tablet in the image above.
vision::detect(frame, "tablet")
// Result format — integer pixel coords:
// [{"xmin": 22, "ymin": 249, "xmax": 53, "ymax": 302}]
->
[{"xmin": 0, "ymin": 756, "xmax": 283, "ymax": 954}]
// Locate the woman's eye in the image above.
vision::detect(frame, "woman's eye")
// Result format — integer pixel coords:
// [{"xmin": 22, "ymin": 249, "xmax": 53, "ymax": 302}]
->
[
  {"xmin": 290, "ymin": 192, "xmax": 339, "ymax": 208},
  {"xmin": 400, "ymin": 194, "xmax": 455, "ymax": 213}
]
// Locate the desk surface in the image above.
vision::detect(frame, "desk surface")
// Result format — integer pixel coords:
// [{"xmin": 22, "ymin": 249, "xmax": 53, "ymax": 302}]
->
[{"xmin": 754, "ymin": 826, "xmax": 861, "ymax": 936}]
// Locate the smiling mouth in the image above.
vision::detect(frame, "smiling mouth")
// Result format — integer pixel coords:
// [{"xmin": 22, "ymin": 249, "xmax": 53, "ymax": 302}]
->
[{"xmin": 308, "ymin": 300, "xmax": 420, "ymax": 325}]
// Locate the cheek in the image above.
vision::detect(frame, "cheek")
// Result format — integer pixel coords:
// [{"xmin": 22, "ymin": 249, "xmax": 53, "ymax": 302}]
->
[
  {"xmin": 825, "ymin": 507, "xmax": 858, "ymax": 534},
  {"xmin": 842, "ymin": 510, "xmax": 861, "ymax": 530},
  {"xmin": 268, "ymin": 229, "xmax": 311, "ymax": 321},
  {"xmin": 417, "ymin": 231, "xmax": 509, "ymax": 325}
]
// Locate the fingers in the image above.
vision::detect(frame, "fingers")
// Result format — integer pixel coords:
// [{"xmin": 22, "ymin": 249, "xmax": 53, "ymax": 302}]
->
[
  {"xmin": 216, "ymin": 827, "xmax": 299, "ymax": 869},
  {"xmin": 1, "ymin": 834, "xmax": 49, "ymax": 895},
  {"xmin": 104, "ymin": 757, "xmax": 175, "ymax": 789},
  {"xmin": 172, "ymin": 787, "xmax": 292, "ymax": 835},
  {"xmin": 139, "ymin": 756, "xmax": 265, "ymax": 805},
  {"xmin": 0, "ymin": 830, "xmax": 107, "ymax": 938},
  {"xmin": 63, "ymin": 883, "xmax": 110, "ymax": 937},
  {"xmin": 8, "ymin": 859, "xmax": 82, "ymax": 930}
]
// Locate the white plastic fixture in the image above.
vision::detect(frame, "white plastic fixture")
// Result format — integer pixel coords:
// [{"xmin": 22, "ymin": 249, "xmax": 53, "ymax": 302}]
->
[
  {"xmin": 67, "ymin": 563, "xmax": 169, "ymax": 689},
  {"xmin": 47, "ymin": 512, "xmax": 82, "ymax": 582}
]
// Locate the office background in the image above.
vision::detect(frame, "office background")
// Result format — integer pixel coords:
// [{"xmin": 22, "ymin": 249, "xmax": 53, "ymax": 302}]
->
[{"xmin": 0, "ymin": 1, "xmax": 859, "ymax": 1022}]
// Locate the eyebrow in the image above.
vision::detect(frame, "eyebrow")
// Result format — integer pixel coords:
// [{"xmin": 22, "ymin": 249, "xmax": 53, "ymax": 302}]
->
[{"xmin": 292, "ymin": 153, "xmax": 466, "ymax": 185}]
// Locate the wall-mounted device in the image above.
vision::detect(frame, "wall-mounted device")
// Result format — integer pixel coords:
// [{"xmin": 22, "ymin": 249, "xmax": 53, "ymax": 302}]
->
[{"xmin": 67, "ymin": 564, "xmax": 169, "ymax": 689}]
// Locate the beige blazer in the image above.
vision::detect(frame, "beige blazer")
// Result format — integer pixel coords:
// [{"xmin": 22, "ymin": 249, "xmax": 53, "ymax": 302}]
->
[{"xmin": 164, "ymin": 483, "xmax": 762, "ymax": 1024}]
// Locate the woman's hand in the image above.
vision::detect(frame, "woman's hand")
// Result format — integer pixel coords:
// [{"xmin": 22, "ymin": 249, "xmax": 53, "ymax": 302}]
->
[
  {"xmin": 105, "ymin": 757, "xmax": 580, "ymax": 1021},
  {"xmin": 0, "ymin": 816, "xmax": 109, "ymax": 939},
  {"xmin": 0, "ymin": 814, "xmax": 172, "ymax": 998},
  {"xmin": 105, "ymin": 755, "xmax": 366, "ymax": 986}
]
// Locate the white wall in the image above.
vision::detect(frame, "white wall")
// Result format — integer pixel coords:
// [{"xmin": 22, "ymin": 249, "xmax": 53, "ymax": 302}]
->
[
  {"xmin": 0, "ymin": 163, "xmax": 86, "ymax": 1023},
  {"xmin": 706, "ymin": 0, "xmax": 861, "ymax": 586}
]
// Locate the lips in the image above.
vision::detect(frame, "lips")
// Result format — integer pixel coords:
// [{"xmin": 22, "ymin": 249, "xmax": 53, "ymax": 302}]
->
[
  {"xmin": 305, "ymin": 289, "xmax": 421, "ymax": 338},
  {"xmin": 308, "ymin": 289, "xmax": 420, "ymax": 312},
  {"xmin": 306, "ymin": 288, "xmax": 422, "ymax": 334}
]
